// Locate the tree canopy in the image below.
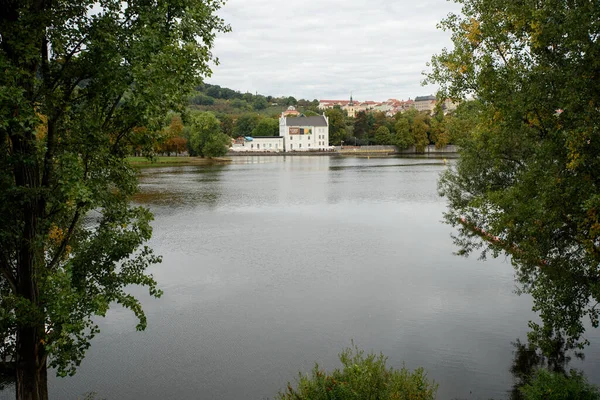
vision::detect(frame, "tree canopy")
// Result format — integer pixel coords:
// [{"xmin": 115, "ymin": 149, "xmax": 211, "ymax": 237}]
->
[
  {"xmin": 188, "ymin": 112, "xmax": 231, "ymax": 158},
  {"xmin": 427, "ymin": 0, "xmax": 600, "ymax": 354},
  {"xmin": 252, "ymin": 118, "xmax": 280, "ymax": 137},
  {"xmin": 0, "ymin": 0, "xmax": 227, "ymax": 398}
]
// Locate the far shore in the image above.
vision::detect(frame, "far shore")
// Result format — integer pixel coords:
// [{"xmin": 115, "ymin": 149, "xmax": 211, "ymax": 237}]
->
[
  {"xmin": 127, "ymin": 156, "xmax": 232, "ymax": 168},
  {"xmin": 127, "ymin": 150, "xmax": 459, "ymax": 168}
]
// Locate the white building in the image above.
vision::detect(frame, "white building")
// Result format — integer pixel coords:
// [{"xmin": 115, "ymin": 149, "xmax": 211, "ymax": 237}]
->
[
  {"xmin": 414, "ymin": 95, "xmax": 437, "ymax": 114},
  {"xmin": 279, "ymin": 114, "xmax": 329, "ymax": 152},
  {"xmin": 230, "ymin": 136, "xmax": 284, "ymax": 152}
]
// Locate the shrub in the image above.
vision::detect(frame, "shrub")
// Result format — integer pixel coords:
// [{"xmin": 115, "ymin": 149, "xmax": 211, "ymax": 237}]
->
[
  {"xmin": 520, "ymin": 369, "xmax": 600, "ymax": 400},
  {"xmin": 277, "ymin": 344, "xmax": 437, "ymax": 400}
]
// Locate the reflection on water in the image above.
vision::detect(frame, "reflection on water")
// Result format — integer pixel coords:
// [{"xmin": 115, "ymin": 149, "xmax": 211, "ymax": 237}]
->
[
  {"xmin": 509, "ymin": 334, "xmax": 587, "ymax": 400},
  {"xmin": 8, "ymin": 156, "xmax": 598, "ymax": 400},
  {"xmin": 133, "ymin": 165, "xmax": 226, "ymax": 209}
]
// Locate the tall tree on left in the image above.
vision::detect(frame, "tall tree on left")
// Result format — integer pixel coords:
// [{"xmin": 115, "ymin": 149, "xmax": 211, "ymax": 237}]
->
[{"xmin": 0, "ymin": 1, "xmax": 229, "ymax": 399}]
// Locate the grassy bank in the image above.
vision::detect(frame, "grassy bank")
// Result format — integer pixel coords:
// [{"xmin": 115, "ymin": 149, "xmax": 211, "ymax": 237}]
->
[{"xmin": 127, "ymin": 156, "xmax": 231, "ymax": 168}]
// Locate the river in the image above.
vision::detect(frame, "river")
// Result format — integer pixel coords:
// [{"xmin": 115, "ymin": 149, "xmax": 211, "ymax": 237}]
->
[{"xmin": 3, "ymin": 155, "xmax": 599, "ymax": 399}]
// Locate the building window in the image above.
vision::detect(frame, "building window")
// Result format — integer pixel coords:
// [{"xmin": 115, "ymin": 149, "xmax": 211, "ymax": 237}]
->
[
  {"xmin": 290, "ymin": 136, "xmax": 293, "ymax": 140},
  {"xmin": 299, "ymin": 143, "xmax": 302, "ymax": 148},
  {"xmin": 270, "ymin": 143, "xmax": 272, "ymax": 148},
  {"xmin": 308, "ymin": 143, "xmax": 310, "ymax": 147},
  {"xmin": 251, "ymin": 144, "xmax": 254, "ymax": 149},
  {"xmin": 290, "ymin": 144, "xmax": 293, "ymax": 149},
  {"xmin": 257, "ymin": 144, "xmax": 260, "ymax": 149}
]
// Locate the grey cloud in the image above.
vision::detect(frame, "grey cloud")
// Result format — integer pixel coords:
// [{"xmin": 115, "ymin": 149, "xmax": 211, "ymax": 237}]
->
[{"xmin": 206, "ymin": 0, "xmax": 462, "ymax": 101}]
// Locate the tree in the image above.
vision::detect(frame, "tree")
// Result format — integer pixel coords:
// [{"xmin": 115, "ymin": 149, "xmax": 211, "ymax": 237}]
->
[
  {"xmin": 393, "ymin": 116, "xmax": 414, "ymax": 150},
  {"xmin": 520, "ymin": 369, "xmax": 600, "ymax": 400},
  {"xmin": 284, "ymin": 96, "xmax": 297, "ymax": 107},
  {"xmin": 412, "ymin": 113, "xmax": 430, "ymax": 153},
  {"xmin": 201, "ymin": 133, "xmax": 231, "ymax": 158},
  {"xmin": 233, "ymin": 113, "xmax": 260, "ymax": 137},
  {"xmin": 429, "ymin": 103, "xmax": 451, "ymax": 149},
  {"xmin": 374, "ymin": 126, "xmax": 392, "ymax": 145},
  {"xmin": 158, "ymin": 115, "xmax": 186, "ymax": 156},
  {"xmin": 252, "ymin": 96, "xmax": 268, "ymax": 111},
  {"xmin": 325, "ymin": 107, "xmax": 347, "ymax": 146},
  {"xmin": 445, "ymin": 100, "xmax": 482, "ymax": 144},
  {"xmin": 252, "ymin": 118, "xmax": 279, "ymax": 137},
  {"xmin": 0, "ymin": 1, "xmax": 227, "ymax": 399},
  {"xmin": 219, "ymin": 114, "xmax": 235, "ymax": 137},
  {"xmin": 354, "ymin": 111, "xmax": 374, "ymax": 144},
  {"xmin": 372, "ymin": 111, "xmax": 393, "ymax": 137},
  {"xmin": 427, "ymin": 0, "xmax": 600, "ymax": 354},
  {"xmin": 188, "ymin": 112, "xmax": 229, "ymax": 158},
  {"xmin": 189, "ymin": 93, "xmax": 215, "ymax": 106}
]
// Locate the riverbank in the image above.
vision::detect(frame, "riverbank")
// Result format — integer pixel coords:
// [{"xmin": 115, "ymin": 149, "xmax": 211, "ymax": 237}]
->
[
  {"xmin": 127, "ymin": 156, "xmax": 232, "ymax": 168},
  {"xmin": 227, "ymin": 145, "xmax": 459, "ymax": 158}
]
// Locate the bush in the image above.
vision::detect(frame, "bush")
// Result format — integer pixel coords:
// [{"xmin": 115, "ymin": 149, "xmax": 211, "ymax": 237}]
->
[
  {"xmin": 277, "ymin": 344, "xmax": 437, "ymax": 400},
  {"xmin": 520, "ymin": 369, "xmax": 600, "ymax": 400}
]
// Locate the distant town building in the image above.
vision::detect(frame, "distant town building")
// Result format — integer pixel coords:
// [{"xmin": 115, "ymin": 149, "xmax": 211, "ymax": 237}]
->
[
  {"xmin": 282, "ymin": 106, "xmax": 300, "ymax": 117},
  {"xmin": 344, "ymin": 95, "xmax": 361, "ymax": 118},
  {"xmin": 414, "ymin": 95, "xmax": 437, "ymax": 114},
  {"xmin": 279, "ymin": 114, "xmax": 329, "ymax": 152},
  {"xmin": 441, "ymin": 99, "xmax": 458, "ymax": 114},
  {"xmin": 318, "ymin": 94, "xmax": 454, "ymax": 117},
  {"xmin": 318, "ymin": 99, "xmax": 352, "ymax": 110}
]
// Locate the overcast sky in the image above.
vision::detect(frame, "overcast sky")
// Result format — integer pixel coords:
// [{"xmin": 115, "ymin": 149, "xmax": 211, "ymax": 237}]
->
[{"xmin": 206, "ymin": 0, "xmax": 462, "ymax": 102}]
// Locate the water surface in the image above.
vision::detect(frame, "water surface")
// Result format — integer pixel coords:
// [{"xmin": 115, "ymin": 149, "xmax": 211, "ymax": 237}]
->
[{"xmin": 8, "ymin": 156, "xmax": 600, "ymax": 399}]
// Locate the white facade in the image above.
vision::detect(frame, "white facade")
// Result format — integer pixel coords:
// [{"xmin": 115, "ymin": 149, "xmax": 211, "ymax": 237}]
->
[
  {"xmin": 279, "ymin": 114, "xmax": 329, "ymax": 152},
  {"xmin": 414, "ymin": 95, "xmax": 437, "ymax": 114},
  {"xmin": 230, "ymin": 136, "xmax": 284, "ymax": 152}
]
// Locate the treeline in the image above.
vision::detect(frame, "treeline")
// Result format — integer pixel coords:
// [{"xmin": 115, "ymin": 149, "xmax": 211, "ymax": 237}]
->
[
  {"xmin": 188, "ymin": 83, "xmax": 478, "ymax": 151},
  {"xmin": 189, "ymin": 83, "xmax": 321, "ymax": 115},
  {"xmin": 327, "ymin": 101, "xmax": 478, "ymax": 150},
  {"xmin": 130, "ymin": 110, "xmax": 291, "ymax": 158},
  {"xmin": 131, "ymin": 85, "xmax": 479, "ymax": 158}
]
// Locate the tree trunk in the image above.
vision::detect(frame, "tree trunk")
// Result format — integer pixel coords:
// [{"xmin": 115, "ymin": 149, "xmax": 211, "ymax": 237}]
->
[
  {"xmin": 12, "ymin": 132, "xmax": 48, "ymax": 400},
  {"xmin": 16, "ymin": 327, "xmax": 48, "ymax": 400}
]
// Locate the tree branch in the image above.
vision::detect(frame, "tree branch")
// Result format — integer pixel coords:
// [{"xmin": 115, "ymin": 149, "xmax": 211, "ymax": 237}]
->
[
  {"xmin": 47, "ymin": 208, "xmax": 80, "ymax": 270},
  {"xmin": 457, "ymin": 217, "xmax": 600, "ymax": 284},
  {"xmin": 0, "ymin": 264, "xmax": 17, "ymax": 293}
]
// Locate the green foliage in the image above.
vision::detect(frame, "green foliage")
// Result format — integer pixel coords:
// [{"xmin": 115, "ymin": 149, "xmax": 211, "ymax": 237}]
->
[
  {"xmin": 428, "ymin": 0, "xmax": 600, "ymax": 353},
  {"xmin": 219, "ymin": 114, "xmax": 235, "ymax": 137},
  {"xmin": 188, "ymin": 112, "xmax": 229, "ymax": 157},
  {"xmin": 202, "ymin": 133, "xmax": 230, "ymax": 158},
  {"xmin": 189, "ymin": 94, "xmax": 216, "ymax": 106},
  {"xmin": 394, "ymin": 117, "xmax": 415, "ymax": 150},
  {"xmin": 520, "ymin": 369, "xmax": 600, "ymax": 400},
  {"xmin": 444, "ymin": 100, "xmax": 481, "ymax": 145},
  {"xmin": 375, "ymin": 126, "xmax": 392, "ymax": 145},
  {"xmin": 393, "ymin": 109, "xmax": 433, "ymax": 151},
  {"xmin": 325, "ymin": 107, "xmax": 347, "ymax": 146},
  {"xmin": 430, "ymin": 103, "xmax": 451, "ymax": 149},
  {"xmin": 253, "ymin": 96, "xmax": 268, "ymax": 110},
  {"xmin": 285, "ymin": 96, "xmax": 298, "ymax": 106},
  {"xmin": 252, "ymin": 118, "xmax": 279, "ymax": 137},
  {"xmin": 278, "ymin": 344, "xmax": 437, "ymax": 400},
  {"xmin": 354, "ymin": 111, "xmax": 374, "ymax": 142},
  {"xmin": 234, "ymin": 113, "xmax": 260, "ymax": 137},
  {"xmin": 0, "ymin": 0, "xmax": 227, "ymax": 394},
  {"xmin": 413, "ymin": 114, "xmax": 430, "ymax": 153}
]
